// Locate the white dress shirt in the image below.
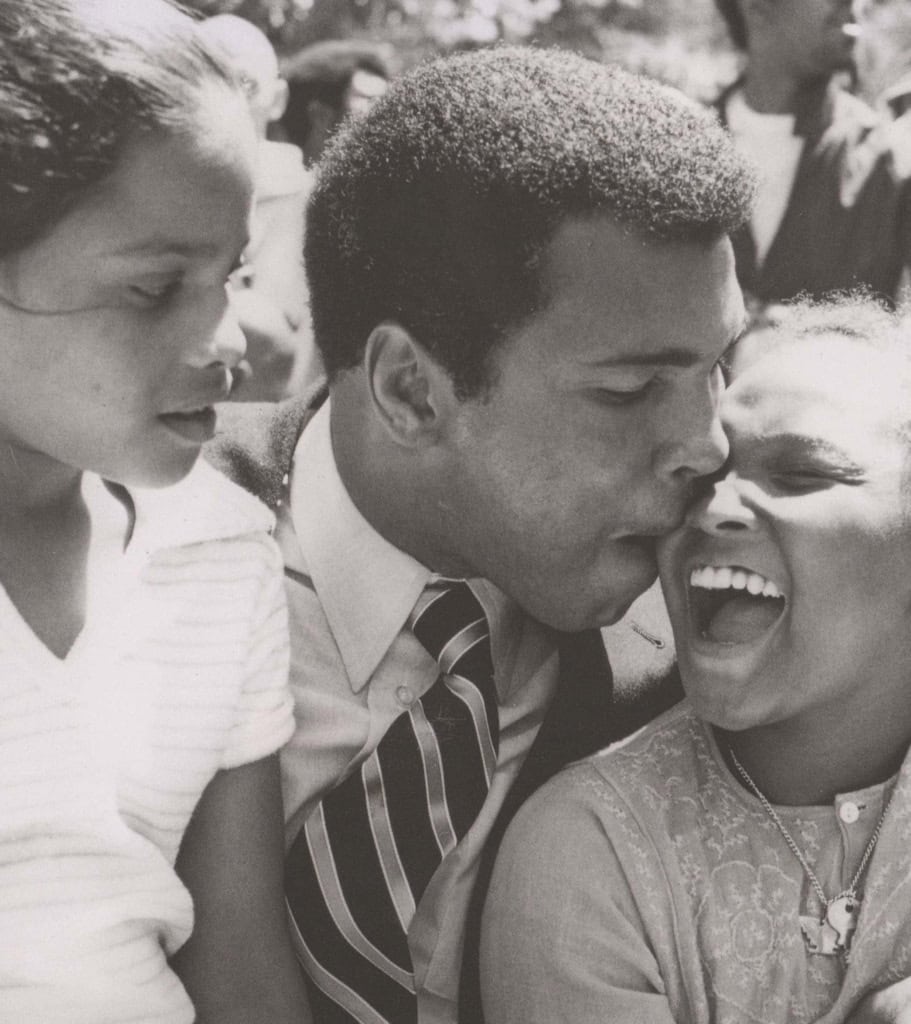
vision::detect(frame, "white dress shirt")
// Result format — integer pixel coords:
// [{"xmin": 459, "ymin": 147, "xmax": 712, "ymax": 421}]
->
[
  {"xmin": 277, "ymin": 401, "xmax": 561, "ymax": 1022},
  {"xmin": 725, "ymin": 87, "xmax": 804, "ymax": 266}
]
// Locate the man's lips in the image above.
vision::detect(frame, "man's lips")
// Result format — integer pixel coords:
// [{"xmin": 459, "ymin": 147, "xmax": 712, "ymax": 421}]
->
[{"xmin": 620, "ymin": 517, "xmax": 687, "ymax": 541}]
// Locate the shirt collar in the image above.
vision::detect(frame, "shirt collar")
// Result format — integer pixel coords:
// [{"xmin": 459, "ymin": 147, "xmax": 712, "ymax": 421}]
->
[{"xmin": 289, "ymin": 402, "xmax": 430, "ymax": 690}]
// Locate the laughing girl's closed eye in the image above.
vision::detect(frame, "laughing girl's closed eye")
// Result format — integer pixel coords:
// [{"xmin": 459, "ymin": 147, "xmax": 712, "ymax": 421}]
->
[{"xmin": 769, "ymin": 462, "xmax": 866, "ymax": 493}]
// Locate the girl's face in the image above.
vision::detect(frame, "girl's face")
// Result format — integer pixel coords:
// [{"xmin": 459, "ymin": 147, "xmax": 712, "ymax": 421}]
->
[
  {"xmin": 658, "ymin": 336, "xmax": 911, "ymax": 733},
  {"xmin": 0, "ymin": 85, "xmax": 256, "ymax": 489}
]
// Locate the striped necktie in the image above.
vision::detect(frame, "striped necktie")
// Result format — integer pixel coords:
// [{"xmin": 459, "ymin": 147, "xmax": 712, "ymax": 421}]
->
[{"xmin": 285, "ymin": 580, "xmax": 500, "ymax": 1024}]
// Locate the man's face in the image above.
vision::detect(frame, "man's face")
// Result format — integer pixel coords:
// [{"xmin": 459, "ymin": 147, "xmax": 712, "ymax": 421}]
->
[
  {"xmin": 435, "ymin": 217, "xmax": 744, "ymax": 631},
  {"xmin": 762, "ymin": 0, "xmax": 858, "ymax": 78}
]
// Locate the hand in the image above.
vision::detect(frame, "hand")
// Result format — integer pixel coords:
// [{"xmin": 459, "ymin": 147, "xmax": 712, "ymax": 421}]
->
[{"xmin": 845, "ymin": 978, "xmax": 911, "ymax": 1024}]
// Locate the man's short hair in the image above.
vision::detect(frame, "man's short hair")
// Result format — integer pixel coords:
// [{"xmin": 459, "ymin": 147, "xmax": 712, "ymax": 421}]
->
[
  {"xmin": 305, "ymin": 46, "xmax": 755, "ymax": 398},
  {"xmin": 715, "ymin": 0, "xmax": 749, "ymax": 50},
  {"xmin": 279, "ymin": 39, "xmax": 390, "ymax": 148}
]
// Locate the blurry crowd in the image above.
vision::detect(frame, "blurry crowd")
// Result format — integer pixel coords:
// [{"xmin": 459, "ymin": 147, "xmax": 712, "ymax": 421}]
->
[{"xmin": 209, "ymin": 0, "xmax": 911, "ymax": 407}]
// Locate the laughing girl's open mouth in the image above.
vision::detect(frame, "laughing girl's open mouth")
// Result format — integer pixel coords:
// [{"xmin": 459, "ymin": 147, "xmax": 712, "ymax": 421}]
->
[{"xmin": 689, "ymin": 565, "xmax": 786, "ymax": 644}]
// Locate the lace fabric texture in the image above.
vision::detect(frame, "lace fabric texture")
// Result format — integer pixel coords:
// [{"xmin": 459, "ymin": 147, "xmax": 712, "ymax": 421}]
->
[{"xmin": 573, "ymin": 703, "xmax": 911, "ymax": 1024}]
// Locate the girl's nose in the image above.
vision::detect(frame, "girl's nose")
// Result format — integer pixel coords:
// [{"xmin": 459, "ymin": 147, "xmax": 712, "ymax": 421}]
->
[
  {"xmin": 686, "ymin": 473, "xmax": 757, "ymax": 535},
  {"xmin": 185, "ymin": 285, "xmax": 247, "ymax": 370}
]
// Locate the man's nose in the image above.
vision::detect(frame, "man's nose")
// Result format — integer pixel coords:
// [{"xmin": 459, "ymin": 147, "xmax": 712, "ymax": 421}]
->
[{"xmin": 654, "ymin": 370, "xmax": 729, "ymax": 481}]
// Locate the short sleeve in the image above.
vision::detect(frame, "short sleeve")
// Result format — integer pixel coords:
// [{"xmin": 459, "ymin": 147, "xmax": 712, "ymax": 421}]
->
[
  {"xmin": 221, "ymin": 535, "xmax": 295, "ymax": 770},
  {"xmin": 480, "ymin": 765, "xmax": 677, "ymax": 1024}
]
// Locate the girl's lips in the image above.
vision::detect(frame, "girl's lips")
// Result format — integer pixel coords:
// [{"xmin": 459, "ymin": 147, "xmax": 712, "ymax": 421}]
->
[{"xmin": 158, "ymin": 406, "xmax": 217, "ymax": 444}]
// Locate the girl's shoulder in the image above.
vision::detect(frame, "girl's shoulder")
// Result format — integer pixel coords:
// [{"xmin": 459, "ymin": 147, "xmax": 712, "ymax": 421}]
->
[{"xmin": 127, "ymin": 458, "xmax": 276, "ymax": 555}]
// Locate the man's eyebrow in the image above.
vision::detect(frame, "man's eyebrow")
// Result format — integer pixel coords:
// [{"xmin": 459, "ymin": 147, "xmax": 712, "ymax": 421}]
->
[
  {"xmin": 582, "ymin": 346, "xmax": 708, "ymax": 369},
  {"xmin": 104, "ymin": 238, "xmax": 227, "ymax": 258}
]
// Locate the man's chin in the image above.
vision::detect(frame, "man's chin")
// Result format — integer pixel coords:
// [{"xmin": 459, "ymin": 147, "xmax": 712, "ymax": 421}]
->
[{"xmin": 535, "ymin": 569, "xmax": 660, "ymax": 633}]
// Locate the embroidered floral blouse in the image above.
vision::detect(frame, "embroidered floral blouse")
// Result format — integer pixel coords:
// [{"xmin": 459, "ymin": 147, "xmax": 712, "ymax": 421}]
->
[{"xmin": 481, "ymin": 702, "xmax": 911, "ymax": 1024}]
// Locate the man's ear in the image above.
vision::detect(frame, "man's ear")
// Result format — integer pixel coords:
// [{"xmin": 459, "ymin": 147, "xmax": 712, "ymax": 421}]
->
[{"xmin": 364, "ymin": 322, "xmax": 454, "ymax": 447}]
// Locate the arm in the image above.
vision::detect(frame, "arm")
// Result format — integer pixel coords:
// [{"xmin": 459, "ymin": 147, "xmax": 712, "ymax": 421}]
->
[
  {"xmin": 172, "ymin": 753, "xmax": 312, "ymax": 1024},
  {"xmin": 842, "ymin": 980, "xmax": 911, "ymax": 1024},
  {"xmin": 480, "ymin": 771, "xmax": 678, "ymax": 1024}
]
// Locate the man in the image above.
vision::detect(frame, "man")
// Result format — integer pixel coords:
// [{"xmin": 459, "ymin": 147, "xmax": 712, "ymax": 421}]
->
[
  {"xmin": 200, "ymin": 14, "xmax": 320, "ymax": 400},
  {"xmin": 277, "ymin": 39, "xmax": 390, "ymax": 166},
  {"xmin": 210, "ymin": 46, "xmax": 751, "ymax": 1024},
  {"xmin": 714, "ymin": 0, "xmax": 911, "ymax": 309}
]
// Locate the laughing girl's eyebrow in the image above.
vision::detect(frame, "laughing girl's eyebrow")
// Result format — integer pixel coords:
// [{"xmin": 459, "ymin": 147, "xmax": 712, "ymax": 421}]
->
[{"xmin": 762, "ymin": 433, "xmax": 865, "ymax": 474}]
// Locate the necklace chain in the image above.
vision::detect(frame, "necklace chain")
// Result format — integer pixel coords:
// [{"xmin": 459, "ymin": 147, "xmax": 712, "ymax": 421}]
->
[{"xmin": 728, "ymin": 747, "xmax": 893, "ymax": 911}]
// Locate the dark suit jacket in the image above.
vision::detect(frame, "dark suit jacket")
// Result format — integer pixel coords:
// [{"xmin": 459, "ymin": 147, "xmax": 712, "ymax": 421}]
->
[
  {"xmin": 206, "ymin": 396, "xmax": 681, "ymax": 1023},
  {"xmin": 716, "ymin": 78, "xmax": 911, "ymax": 305}
]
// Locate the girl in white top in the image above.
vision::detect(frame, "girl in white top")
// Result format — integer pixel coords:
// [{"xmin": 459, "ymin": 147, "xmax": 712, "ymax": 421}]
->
[{"xmin": 0, "ymin": 2, "xmax": 307, "ymax": 1021}]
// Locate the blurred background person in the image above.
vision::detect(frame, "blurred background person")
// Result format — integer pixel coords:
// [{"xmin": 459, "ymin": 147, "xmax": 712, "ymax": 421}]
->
[
  {"xmin": 713, "ymin": 0, "xmax": 911, "ymax": 313},
  {"xmin": 277, "ymin": 39, "xmax": 391, "ymax": 165},
  {"xmin": 201, "ymin": 14, "xmax": 320, "ymax": 400},
  {"xmin": 853, "ymin": 0, "xmax": 911, "ymax": 116}
]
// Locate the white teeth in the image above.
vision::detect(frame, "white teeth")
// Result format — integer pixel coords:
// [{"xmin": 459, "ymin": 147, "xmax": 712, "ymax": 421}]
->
[
  {"xmin": 689, "ymin": 565, "xmax": 783, "ymax": 599},
  {"xmin": 746, "ymin": 573, "xmax": 764, "ymax": 595}
]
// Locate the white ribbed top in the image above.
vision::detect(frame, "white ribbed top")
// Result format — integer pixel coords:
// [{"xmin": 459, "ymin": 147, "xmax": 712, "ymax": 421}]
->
[{"xmin": 0, "ymin": 461, "xmax": 294, "ymax": 1023}]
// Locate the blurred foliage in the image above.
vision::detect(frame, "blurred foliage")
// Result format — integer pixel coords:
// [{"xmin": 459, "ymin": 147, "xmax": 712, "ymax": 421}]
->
[{"xmin": 183, "ymin": 0, "xmax": 740, "ymax": 99}]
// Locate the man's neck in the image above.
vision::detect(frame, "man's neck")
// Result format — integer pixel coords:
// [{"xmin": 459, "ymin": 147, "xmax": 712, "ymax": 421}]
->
[
  {"xmin": 741, "ymin": 61, "xmax": 829, "ymax": 117},
  {"xmin": 330, "ymin": 404, "xmax": 473, "ymax": 580}
]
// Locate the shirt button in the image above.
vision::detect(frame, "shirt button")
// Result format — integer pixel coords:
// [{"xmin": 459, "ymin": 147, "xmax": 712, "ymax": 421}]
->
[
  {"xmin": 396, "ymin": 686, "xmax": 415, "ymax": 707},
  {"xmin": 839, "ymin": 801, "xmax": 860, "ymax": 824}
]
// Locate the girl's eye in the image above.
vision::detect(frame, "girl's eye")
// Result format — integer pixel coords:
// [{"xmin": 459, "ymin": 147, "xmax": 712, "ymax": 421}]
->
[
  {"xmin": 129, "ymin": 279, "xmax": 181, "ymax": 304},
  {"xmin": 593, "ymin": 381, "xmax": 653, "ymax": 406},
  {"xmin": 772, "ymin": 469, "xmax": 838, "ymax": 493}
]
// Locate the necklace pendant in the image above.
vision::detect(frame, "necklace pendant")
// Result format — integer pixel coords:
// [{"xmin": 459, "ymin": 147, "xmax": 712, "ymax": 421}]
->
[
  {"xmin": 801, "ymin": 895, "xmax": 861, "ymax": 957},
  {"xmin": 825, "ymin": 894, "xmax": 860, "ymax": 953}
]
